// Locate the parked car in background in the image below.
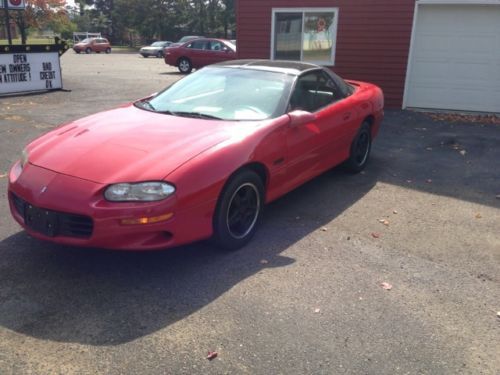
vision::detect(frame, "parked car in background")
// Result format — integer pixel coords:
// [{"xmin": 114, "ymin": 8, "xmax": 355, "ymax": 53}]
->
[
  {"xmin": 164, "ymin": 38, "xmax": 236, "ymax": 73},
  {"xmin": 139, "ymin": 41, "xmax": 173, "ymax": 58},
  {"xmin": 73, "ymin": 38, "xmax": 111, "ymax": 54},
  {"xmin": 169, "ymin": 35, "xmax": 205, "ymax": 48}
]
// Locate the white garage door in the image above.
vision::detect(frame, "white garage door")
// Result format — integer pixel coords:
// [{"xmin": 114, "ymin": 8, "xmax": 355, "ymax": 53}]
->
[{"xmin": 404, "ymin": 4, "xmax": 500, "ymax": 113}]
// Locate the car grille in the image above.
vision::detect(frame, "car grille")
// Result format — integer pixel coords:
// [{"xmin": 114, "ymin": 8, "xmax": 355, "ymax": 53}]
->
[{"xmin": 11, "ymin": 193, "xmax": 94, "ymax": 239}]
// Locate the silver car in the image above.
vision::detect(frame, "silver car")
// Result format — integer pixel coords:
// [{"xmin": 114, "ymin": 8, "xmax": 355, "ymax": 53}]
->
[{"xmin": 139, "ymin": 41, "xmax": 173, "ymax": 58}]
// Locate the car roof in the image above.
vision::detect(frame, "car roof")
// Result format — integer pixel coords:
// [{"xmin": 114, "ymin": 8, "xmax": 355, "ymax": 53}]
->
[{"xmin": 214, "ymin": 59, "xmax": 321, "ymax": 76}]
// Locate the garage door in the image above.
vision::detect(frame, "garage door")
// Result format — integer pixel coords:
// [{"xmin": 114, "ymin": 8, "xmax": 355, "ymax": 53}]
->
[{"xmin": 404, "ymin": 4, "xmax": 500, "ymax": 113}]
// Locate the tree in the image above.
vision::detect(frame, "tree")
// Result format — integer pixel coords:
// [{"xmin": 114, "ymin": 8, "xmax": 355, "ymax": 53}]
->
[{"xmin": 11, "ymin": 0, "xmax": 69, "ymax": 44}]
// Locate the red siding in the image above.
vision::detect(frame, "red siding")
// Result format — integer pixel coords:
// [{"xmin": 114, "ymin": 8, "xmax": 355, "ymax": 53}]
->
[{"xmin": 236, "ymin": 0, "xmax": 415, "ymax": 108}]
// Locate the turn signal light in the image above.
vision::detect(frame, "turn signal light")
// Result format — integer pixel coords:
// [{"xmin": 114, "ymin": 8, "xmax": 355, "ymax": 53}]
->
[{"xmin": 120, "ymin": 212, "xmax": 174, "ymax": 225}]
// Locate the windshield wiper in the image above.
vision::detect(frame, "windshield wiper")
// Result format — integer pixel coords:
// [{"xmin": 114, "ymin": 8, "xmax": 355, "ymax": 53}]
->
[{"xmin": 170, "ymin": 111, "xmax": 223, "ymax": 120}]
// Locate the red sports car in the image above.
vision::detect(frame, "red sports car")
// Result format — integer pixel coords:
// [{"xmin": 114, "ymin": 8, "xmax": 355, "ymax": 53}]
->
[
  {"xmin": 8, "ymin": 60, "xmax": 384, "ymax": 251},
  {"xmin": 164, "ymin": 37, "xmax": 236, "ymax": 73}
]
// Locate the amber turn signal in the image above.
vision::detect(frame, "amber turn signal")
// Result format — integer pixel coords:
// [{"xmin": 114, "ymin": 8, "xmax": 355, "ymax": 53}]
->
[{"xmin": 120, "ymin": 212, "xmax": 174, "ymax": 225}]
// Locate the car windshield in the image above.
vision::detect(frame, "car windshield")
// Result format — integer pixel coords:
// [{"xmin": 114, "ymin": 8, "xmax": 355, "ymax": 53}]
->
[
  {"xmin": 151, "ymin": 42, "xmax": 165, "ymax": 47},
  {"xmin": 144, "ymin": 67, "xmax": 294, "ymax": 121},
  {"xmin": 80, "ymin": 38, "xmax": 91, "ymax": 43}
]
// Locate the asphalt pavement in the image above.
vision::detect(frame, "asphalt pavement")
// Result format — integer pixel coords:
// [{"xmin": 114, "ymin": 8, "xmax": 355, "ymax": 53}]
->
[{"xmin": 0, "ymin": 52, "xmax": 499, "ymax": 374}]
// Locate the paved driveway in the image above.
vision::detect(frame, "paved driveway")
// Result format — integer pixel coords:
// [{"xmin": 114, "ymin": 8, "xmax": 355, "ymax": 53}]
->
[{"xmin": 0, "ymin": 53, "xmax": 499, "ymax": 374}]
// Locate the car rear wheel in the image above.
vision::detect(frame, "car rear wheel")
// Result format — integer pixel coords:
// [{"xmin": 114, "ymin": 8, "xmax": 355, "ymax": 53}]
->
[
  {"xmin": 178, "ymin": 57, "xmax": 192, "ymax": 74},
  {"xmin": 105, "ymin": 48, "xmax": 111, "ymax": 54},
  {"xmin": 213, "ymin": 170, "xmax": 264, "ymax": 250},
  {"xmin": 344, "ymin": 122, "xmax": 372, "ymax": 173},
  {"xmin": 156, "ymin": 51, "xmax": 163, "ymax": 58},
  {"xmin": 85, "ymin": 47, "xmax": 91, "ymax": 54}
]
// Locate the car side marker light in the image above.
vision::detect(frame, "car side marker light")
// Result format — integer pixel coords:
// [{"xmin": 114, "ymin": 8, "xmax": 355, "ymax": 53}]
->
[{"xmin": 120, "ymin": 212, "xmax": 174, "ymax": 225}]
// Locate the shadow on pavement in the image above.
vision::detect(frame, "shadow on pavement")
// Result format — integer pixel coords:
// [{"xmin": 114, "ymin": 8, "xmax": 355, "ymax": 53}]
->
[
  {"xmin": 0, "ymin": 164, "xmax": 376, "ymax": 345},
  {"xmin": 0, "ymin": 109, "xmax": 498, "ymax": 345}
]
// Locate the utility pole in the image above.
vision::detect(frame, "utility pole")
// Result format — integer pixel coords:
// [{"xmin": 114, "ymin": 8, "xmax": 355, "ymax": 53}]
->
[{"xmin": 3, "ymin": 0, "xmax": 12, "ymax": 45}]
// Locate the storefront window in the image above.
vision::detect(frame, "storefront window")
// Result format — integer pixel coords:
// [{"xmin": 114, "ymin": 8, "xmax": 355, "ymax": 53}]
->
[{"xmin": 272, "ymin": 8, "xmax": 339, "ymax": 66}]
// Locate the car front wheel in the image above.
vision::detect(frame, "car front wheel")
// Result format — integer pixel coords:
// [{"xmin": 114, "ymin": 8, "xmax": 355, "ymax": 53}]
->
[
  {"xmin": 213, "ymin": 170, "xmax": 264, "ymax": 250},
  {"xmin": 345, "ymin": 122, "xmax": 372, "ymax": 173},
  {"xmin": 105, "ymin": 48, "xmax": 111, "ymax": 54},
  {"xmin": 178, "ymin": 57, "xmax": 192, "ymax": 74},
  {"xmin": 85, "ymin": 47, "xmax": 91, "ymax": 54}
]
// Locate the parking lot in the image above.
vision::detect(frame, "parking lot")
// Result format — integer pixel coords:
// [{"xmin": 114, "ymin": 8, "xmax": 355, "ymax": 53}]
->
[{"xmin": 0, "ymin": 52, "xmax": 499, "ymax": 374}]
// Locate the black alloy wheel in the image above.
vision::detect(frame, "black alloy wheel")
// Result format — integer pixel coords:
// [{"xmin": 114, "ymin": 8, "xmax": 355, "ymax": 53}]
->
[
  {"xmin": 345, "ymin": 122, "xmax": 372, "ymax": 173},
  {"xmin": 213, "ymin": 170, "xmax": 264, "ymax": 250}
]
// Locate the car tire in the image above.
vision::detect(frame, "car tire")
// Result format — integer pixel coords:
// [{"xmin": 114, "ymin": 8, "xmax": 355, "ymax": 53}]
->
[
  {"xmin": 105, "ymin": 48, "xmax": 111, "ymax": 54},
  {"xmin": 344, "ymin": 122, "xmax": 372, "ymax": 173},
  {"xmin": 213, "ymin": 170, "xmax": 264, "ymax": 250},
  {"xmin": 75, "ymin": 50, "xmax": 81, "ymax": 54},
  {"xmin": 178, "ymin": 57, "xmax": 192, "ymax": 74},
  {"xmin": 156, "ymin": 51, "xmax": 163, "ymax": 58},
  {"xmin": 141, "ymin": 54, "xmax": 148, "ymax": 58},
  {"xmin": 85, "ymin": 47, "xmax": 91, "ymax": 54}
]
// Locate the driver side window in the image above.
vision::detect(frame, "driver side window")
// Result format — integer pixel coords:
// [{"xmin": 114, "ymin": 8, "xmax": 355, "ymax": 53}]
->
[{"xmin": 290, "ymin": 70, "xmax": 344, "ymax": 112}]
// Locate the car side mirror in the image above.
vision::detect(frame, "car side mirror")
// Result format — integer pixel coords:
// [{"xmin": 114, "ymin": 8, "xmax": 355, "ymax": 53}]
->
[{"xmin": 288, "ymin": 110, "xmax": 316, "ymax": 127}]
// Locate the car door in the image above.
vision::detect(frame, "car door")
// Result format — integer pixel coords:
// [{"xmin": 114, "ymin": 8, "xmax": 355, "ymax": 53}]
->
[
  {"xmin": 185, "ymin": 39, "xmax": 210, "ymax": 68},
  {"xmin": 206, "ymin": 41, "xmax": 236, "ymax": 65},
  {"xmin": 285, "ymin": 70, "xmax": 357, "ymax": 189}
]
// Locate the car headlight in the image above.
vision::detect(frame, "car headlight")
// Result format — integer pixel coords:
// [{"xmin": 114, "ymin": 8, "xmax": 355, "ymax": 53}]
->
[
  {"xmin": 104, "ymin": 182, "xmax": 175, "ymax": 202},
  {"xmin": 20, "ymin": 148, "xmax": 29, "ymax": 169}
]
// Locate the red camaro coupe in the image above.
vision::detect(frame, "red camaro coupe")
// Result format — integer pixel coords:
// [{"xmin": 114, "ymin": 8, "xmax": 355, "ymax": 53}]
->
[{"xmin": 8, "ymin": 60, "xmax": 384, "ymax": 251}]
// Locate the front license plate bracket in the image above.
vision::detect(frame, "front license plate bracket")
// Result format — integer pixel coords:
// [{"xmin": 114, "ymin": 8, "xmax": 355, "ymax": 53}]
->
[{"xmin": 24, "ymin": 204, "xmax": 59, "ymax": 237}]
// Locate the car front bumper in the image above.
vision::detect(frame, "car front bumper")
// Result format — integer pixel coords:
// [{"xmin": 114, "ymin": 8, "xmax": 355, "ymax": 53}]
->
[{"xmin": 8, "ymin": 162, "xmax": 215, "ymax": 251}]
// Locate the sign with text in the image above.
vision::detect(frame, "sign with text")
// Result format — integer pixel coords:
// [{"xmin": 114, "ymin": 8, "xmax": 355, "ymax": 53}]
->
[
  {"xmin": 0, "ymin": 52, "xmax": 62, "ymax": 95},
  {"xmin": 0, "ymin": 0, "xmax": 26, "ymax": 9}
]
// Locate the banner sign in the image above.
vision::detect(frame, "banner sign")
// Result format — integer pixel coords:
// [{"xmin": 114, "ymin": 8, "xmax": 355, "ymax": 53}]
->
[
  {"xmin": 0, "ymin": 52, "xmax": 62, "ymax": 94},
  {"xmin": 0, "ymin": 0, "xmax": 26, "ymax": 9}
]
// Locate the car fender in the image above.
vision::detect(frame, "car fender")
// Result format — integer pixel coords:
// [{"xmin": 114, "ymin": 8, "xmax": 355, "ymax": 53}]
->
[{"xmin": 166, "ymin": 114, "xmax": 291, "ymax": 211}]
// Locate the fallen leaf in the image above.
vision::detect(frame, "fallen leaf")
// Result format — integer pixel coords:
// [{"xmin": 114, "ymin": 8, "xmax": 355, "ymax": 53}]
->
[
  {"xmin": 321, "ymin": 227, "xmax": 328, "ymax": 232},
  {"xmin": 371, "ymin": 232, "xmax": 381, "ymax": 239},
  {"xmin": 475, "ymin": 213, "xmax": 482, "ymax": 219},
  {"xmin": 378, "ymin": 219, "xmax": 389, "ymax": 226},
  {"xmin": 207, "ymin": 351, "xmax": 218, "ymax": 360},
  {"xmin": 393, "ymin": 210, "xmax": 398, "ymax": 215},
  {"xmin": 380, "ymin": 282, "xmax": 393, "ymax": 290},
  {"xmin": 497, "ymin": 311, "xmax": 500, "ymax": 318},
  {"xmin": 314, "ymin": 308, "xmax": 321, "ymax": 313},
  {"xmin": 459, "ymin": 150, "xmax": 467, "ymax": 156}
]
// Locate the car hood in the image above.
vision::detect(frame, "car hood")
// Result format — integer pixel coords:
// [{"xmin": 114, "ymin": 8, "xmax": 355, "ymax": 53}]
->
[{"xmin": 26, "ymin": 104, "xmax": 234, "ymax": 184}]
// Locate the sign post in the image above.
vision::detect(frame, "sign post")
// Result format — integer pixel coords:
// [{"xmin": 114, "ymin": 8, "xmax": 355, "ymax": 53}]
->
[{"xmin": 3, "ymin": 0, "xmax": 12, "ymax": 44}]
